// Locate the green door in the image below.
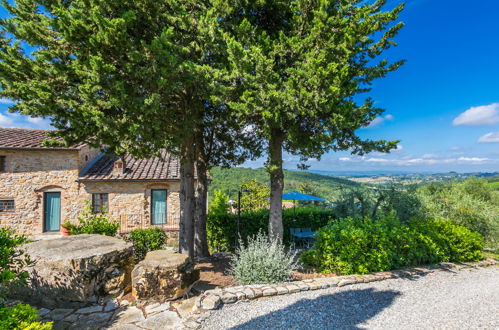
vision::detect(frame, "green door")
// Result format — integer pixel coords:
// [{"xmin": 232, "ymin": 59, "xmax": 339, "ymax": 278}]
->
[
  {"xmin": 44, "ymin": 192, "xmax": 61, "ymax": 232},
  {"xmin": 151, "ymin": 190, "xmax": 167, "ymax": 225}
]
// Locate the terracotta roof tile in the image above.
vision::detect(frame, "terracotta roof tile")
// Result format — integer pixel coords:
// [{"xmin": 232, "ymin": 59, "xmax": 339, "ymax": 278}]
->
[
  {"xmin": 80, "ymin": 150, "xmax": 181, "ymax": 181},
  {"xmin": 0, "ymin": 128, "xmax": 83, "ymax": 150}
]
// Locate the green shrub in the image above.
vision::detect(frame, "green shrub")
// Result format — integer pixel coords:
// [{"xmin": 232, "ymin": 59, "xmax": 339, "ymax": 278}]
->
[
  {"xmin": 69, "ymin": 203, "xmax": 119, "ymax": 237},
  {"xmin": 207, "ymin": 207, "xmax": 335, "ymax": 252},
  {"xmin": 0, "ymin": 229, "xmax": 31, "ymax": 301},
  {"xmin": 412, "ymin": 219, "xmax": 484, "ymax": 262},
  {"xmin": 0, "ymin": 233, "xmax": 52, "ymax": 329},
  {"xmin": 417, "ymin": 179, "xmax": 499, "ymax": 246},
  {"xmin": 126, "ymin": 228, "xmax": 167, "ymax": 262},
  {"xmin": 0, "ymin": 303, "xmax": 52, "ymax": 329},
  {"xmin": 208, "ymin": 190, "xmax": 230, "ymax": 215},
  {"xmin": 231, "ymin": 232, "xmax": 296, "ymax": 285},
  {"xmin": 301, "ymin": 216, "xmax": 483, "ymax": 275}
]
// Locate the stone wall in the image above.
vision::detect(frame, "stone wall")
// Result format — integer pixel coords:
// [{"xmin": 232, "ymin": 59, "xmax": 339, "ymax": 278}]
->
[
  {"xmin": 0, "ymin": 149, "xmax": 81, "ymax": 234},
  {"xmin": 78, "ymin": 145, "xmax": 102, "ymax": 172},
  {"xmin": 81, "ymin": 181, "xmax": 181, "ymax": 235},
  {"xmin": 0, "ymin": 149, "xmax": 181, "ymax": 243}
]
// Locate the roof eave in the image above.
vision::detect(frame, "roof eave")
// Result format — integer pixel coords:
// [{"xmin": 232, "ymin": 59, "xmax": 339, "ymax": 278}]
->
[
  {"xmin": 0, "ymin": 147, "xmax": 81, "ymax": 151},
  {"xmin": 77, "ymin": 178, "xmax": 181, "ymax": 182}
]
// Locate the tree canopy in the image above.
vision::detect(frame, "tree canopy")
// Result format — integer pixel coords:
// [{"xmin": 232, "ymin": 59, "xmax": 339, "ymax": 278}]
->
[
  {"xmin": 0, "ymin": 0, "xmax": 236, "ymax": 257},
  {"xmin": 217, "ymin": 0, "xmax": 405, "ymax": 240}
]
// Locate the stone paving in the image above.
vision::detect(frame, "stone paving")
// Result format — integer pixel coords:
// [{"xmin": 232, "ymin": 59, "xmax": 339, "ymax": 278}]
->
[{"xmin": 37, "ymin": 295, "xmax": 212, "ymax": 329}]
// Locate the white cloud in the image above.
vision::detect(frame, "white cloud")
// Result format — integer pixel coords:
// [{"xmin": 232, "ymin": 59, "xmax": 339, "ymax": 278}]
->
[
  {"xmin": 457, "ymin": 157, "xmax": 489, "ymax": 162},
  {"xmin": 25, "ymin": 117, "xmax": 52, "ymax": 129},
  {"xmin": 0, "ymin": 112, "xmax": 52, "ymax": 129},
  {"xmin": 0, "ymin": 113, "xmax": 15, "ymax": 127},
  {"xmin": 366, "ymin": 114, "xmax": 394, "ymax": 128},
  {"xmin": 478, "ymin": 132, "xmax": 499, "ymax": 143},
  {"xmin": 452, "ymin": 103, "xmax": 499, "ymax": 126},
  {"xmin": 335, "ymin": 154, "xmax": 493, "ymax": 166},
  {"xmin": 0, "ymin": 98, "xmax": 15, "ymax": 105},
  {"xmin": 366, "ymin": 157, "xmax": 389, "ymax": 162}
]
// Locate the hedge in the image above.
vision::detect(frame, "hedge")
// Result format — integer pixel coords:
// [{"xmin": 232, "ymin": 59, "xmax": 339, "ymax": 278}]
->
[
  {"xmin": 207, "ymin": 207, "xmax": 335, "ymax": 252},
  {"xmin": 300, "ymin": 216, "xmax": 484, "ymax": 275}
]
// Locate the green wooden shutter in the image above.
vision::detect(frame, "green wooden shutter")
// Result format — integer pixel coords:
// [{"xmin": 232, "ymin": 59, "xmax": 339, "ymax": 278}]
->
[
  {"xmin": 44, "ymin": 192, "xmax": 61, "ymax": 232},
  {"xmin": 151, "ymin": 190, "xmax": 167, "ymax": 225}
]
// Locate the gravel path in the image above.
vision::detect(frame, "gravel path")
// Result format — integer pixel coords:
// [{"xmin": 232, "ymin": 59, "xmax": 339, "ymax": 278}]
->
[{"xmin": 201, "ymin": 266, "xmax": 499, "ymax": 329}]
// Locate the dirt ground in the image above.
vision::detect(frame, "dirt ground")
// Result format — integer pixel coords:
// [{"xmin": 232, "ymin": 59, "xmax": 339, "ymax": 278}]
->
[
  {"xmin": 193, "ymin": 254, "xmax": 337, "ymax": 292},
  {"xmin": 194, "ymin": 255, "xmax": 237, "ymax": 292}
]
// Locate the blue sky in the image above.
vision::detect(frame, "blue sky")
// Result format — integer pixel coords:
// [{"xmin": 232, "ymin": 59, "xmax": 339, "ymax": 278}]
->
[
  {"xmin": 250, "ymin": 0, "xmax": 499, "ymax": 173},
  {"xmin": 1, "ymin": 0, "xmax": 498, "ymax": 173}
]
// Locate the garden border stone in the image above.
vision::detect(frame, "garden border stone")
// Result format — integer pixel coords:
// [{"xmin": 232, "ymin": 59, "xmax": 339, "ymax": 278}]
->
[{"xmin": 195, "ymin": 258, "xmax": 498, "ymax": 311}]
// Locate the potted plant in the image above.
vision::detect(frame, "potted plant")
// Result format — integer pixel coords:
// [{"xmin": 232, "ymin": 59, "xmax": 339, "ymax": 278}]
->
[{"xmin": 61, "ymin": 220, "xmax": 73, "ymax": 236}]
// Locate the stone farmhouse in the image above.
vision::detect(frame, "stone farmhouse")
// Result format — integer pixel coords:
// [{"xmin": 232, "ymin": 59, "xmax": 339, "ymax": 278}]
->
[{"xmin": 0, "ymin": 128, "xmax": 180, "ymax": 242}]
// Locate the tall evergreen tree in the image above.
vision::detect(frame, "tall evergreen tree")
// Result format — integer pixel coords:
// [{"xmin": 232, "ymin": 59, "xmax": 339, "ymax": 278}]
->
[
  {"xmin": 218, "ymin": 0, "xmax": 405, "ymax": 241},
  {"xmin": 0, "ymin": 0, "xmax": 238, "ymax": 258},
  {"xmin": 194, "ymin": 104, "xmax": 262, "ymax": 257}
]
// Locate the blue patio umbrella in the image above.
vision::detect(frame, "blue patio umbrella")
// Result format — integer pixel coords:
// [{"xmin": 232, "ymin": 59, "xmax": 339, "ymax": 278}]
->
[
  {"xmin": 278, "ymin": 191, "xmax": 326, "ymax": 216},
  {"xmin": 281, "ymin": 191, "xmax": 326, "ymax": 202}
]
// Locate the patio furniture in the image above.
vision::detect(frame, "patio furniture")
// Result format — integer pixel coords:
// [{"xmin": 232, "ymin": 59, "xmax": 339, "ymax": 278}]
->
[{"xmin": 290, "ymin": 228, "xmax": 316, "ymax": 248}]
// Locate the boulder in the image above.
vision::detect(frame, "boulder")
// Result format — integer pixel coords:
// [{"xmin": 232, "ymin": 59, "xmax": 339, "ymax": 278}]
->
[
  {"xmin": 132, "ymin": 250, "xmax": 199, "ymax": 306},
  {"xmin": 14, "ymin": 234, "xmax": 133, "ymax": 308}
]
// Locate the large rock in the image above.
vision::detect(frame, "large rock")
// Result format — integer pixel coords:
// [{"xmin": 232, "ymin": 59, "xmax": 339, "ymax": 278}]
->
[
  {"xmin": 132, "ymin": 250, "xmax": 199, "ymax": 306},
  {"xmin": 14, "ymin": 234, "xmax": 133, "ymax": 308}
]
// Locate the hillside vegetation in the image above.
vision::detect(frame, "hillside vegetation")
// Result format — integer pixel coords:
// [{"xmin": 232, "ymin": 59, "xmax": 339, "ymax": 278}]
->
[{"xmin": 208, "ymin": 167, "xmax": 359, "ymax": 201}]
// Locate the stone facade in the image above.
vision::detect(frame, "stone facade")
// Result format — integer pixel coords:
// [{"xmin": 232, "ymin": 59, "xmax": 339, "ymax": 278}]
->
[
  {"xmin": 0, "ymin": 149, "xmax": 82, "ymax": 234},
  {"xmin": 81, "ymin": 181, "xmax": 181, "ymax": 232},
  {"xmin": 0, "ymin": 147, "xmax": 181, "ymax": 242}
]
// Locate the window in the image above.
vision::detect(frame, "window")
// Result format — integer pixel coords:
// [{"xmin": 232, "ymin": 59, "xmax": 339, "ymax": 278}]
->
[
  {"xmin": 92, "ymin": 193, "xmax": 109, "ymax": 213},
  {"xmin": 0, "ymin": 200, "xmax": 15, "ymax": 212},
  {"xmin": 151, "ymin": 189, "xmax": 167, "ymax": 225},
  {"xmin": 0, "ymin": 156, "xmax": 6, "ymax": 172}
]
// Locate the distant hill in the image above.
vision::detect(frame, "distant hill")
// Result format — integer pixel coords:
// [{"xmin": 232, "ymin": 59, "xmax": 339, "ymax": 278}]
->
[{"xmin": 208, "ymin": 167, "xmax": 360, "ymax": 201}]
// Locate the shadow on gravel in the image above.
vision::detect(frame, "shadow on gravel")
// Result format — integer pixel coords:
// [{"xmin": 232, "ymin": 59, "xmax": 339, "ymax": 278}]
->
[{"xmin": 230, "ymin": 288, "xmax": 401, "ymax": 330}]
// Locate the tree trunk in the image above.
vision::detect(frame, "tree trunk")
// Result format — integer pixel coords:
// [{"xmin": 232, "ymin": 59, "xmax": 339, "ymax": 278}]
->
[
  {"xmin": 179, "ymin": 140, "xmax": 196, "ymax": 260},
  {"xmin": 268, "ymin": 129, "xmax": 285, "ymax": 243},
  {"xmin": 194, "ymin": 148, "xmax": 210, "ymax": 258}
]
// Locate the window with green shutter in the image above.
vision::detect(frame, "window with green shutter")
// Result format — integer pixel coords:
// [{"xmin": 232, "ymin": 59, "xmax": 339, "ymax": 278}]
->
[{"xmin": 151, "ymin": 189, "xmax": 167, "ymax": 225}]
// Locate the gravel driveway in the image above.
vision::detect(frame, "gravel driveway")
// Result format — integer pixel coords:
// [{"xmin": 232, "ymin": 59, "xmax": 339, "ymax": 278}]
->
[{"xmin": 201, "ymin": 266, "xmax": 499, "ymax": 329}]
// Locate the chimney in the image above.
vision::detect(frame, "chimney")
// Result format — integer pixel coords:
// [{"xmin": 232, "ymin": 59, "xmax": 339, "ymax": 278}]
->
[{"xmin": 113, "ymin": 157, "xmax": 126, "ymax": 175}]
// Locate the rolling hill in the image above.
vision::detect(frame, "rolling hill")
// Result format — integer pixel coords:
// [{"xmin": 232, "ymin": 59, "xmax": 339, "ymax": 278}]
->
[{"xmin": 208, "ymin": 167, "xmax": 360, "ymax": 201}]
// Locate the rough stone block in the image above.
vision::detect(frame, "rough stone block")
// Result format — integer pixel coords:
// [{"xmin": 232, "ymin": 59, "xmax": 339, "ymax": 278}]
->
[
  {"xmin": 286, "ymin": 284, "xmax": 300, "ymax": 293},
  {"xmin": 262, "ymin": 287, "xmax": 277, "ymax": 296},
  {"xmin": 242, "ymin": 288, "xmax": 256, "ymax": 299},
  {"xmin": 132, "ymin": 250, "xmax": 199, "ymax": 307},
  {"xmin": 220, "ymin": 292, "xmax": 237, "ymax": 304},
  {"xmin": 201, "ymin": 295, "xmax": 221, "ymax": 310},
  {"xmin": 13, "ymin": 234, "xmax": 133, "ymax": 308},
  {"xmin": 296, "ymin": 282, "xmax": 310, "ymax": 291},
  {"xmin": 235, "ymin": 291, "xmax": 247, "ymax": 300},
  {"xmin": 337, "ymin": 278, "xmax": 357, "ymax": 287},
  {"xmin": 275, "ymin": 286, "xmax": 289, "ymax": 295}
]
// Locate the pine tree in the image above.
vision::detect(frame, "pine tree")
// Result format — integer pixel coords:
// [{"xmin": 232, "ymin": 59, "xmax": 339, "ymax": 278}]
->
[
  {"xmin": 0, "ymin": 0, "xmax": 235, "ymax": 258},
  {"xmin": 218, "ymin": 0, "xmax": 405, "ymax": 241}
]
